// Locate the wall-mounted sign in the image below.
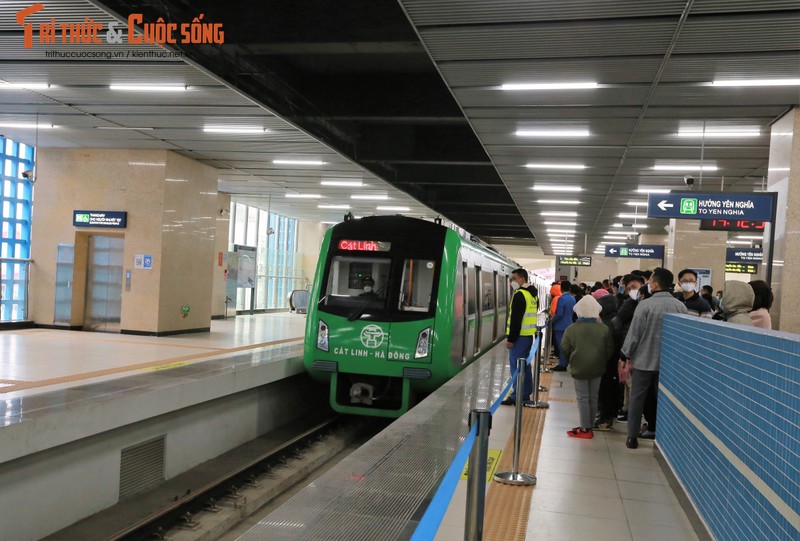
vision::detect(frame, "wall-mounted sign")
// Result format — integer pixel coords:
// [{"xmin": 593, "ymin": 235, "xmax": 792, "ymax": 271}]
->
[
  {"xmin": 134, "ymin": 254, "xmax": 153, "ymax": 270},
  {"xmin": 604, "ymin": 245, "xmax": 665, "ymax": 259},
  {"xmin": 726, "ymin": 263, "xmax": 758, "ymax": 274},
  {"xmin": 73, "ymin": 210, "xmax": 127, "ymax": 228},
  {"xmin": 647, "ymin": 192, "xmax": 775, "ymax": 222},
  {"xmin": 557, "ymin": 256, "xmax": 591, "ymax": 267},
  {"xmin": 699, "ymin": 219, "xmax": 766, "ymax": 232},
  {"xmin": 726, "ymin": 248, "xmax": 763, "ymax": 264}
]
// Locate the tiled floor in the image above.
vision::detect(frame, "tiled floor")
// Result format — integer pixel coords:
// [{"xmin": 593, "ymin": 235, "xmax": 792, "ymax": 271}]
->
[
  {"xmin": 0, "ymin": 313, "xmax": 306, "ymax": 397},
  {"xmin": 436, "ymin": 369, "xmax": 701, "ymax": 541}
]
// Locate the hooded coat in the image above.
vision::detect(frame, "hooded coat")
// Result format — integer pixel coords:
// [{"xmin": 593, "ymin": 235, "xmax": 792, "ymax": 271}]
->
[
  {"xmin": 560, "ymin": 296, "xmax": 614, "ymax": 379},
  {"xmin": 723, "ymin": 280, "xmax": 755, "ymax": 326},
  {"xmin": 549, "ymin": 284, "xmax": 562, "ymax": 317}
]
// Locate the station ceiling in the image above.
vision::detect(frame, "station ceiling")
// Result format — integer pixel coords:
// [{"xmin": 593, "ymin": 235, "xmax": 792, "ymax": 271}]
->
[{"xmin": 1, "ymin": 0, "xmax": 798, "ymax": 256}]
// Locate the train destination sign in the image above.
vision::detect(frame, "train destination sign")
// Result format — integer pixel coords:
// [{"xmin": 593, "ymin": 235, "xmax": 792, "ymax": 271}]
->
[
  {"xmin": 646, "ymin": 192, "xmax": 775, "ymax": 222},
  {"xmin": 725, "ymin": 263, "xmax": 758, "ymax": 274},
  {"xmin": 73, "ymin": 210, "xmax": 127, "ymax": 228},
  {"xmin": 557, "ymin": 256, "xmax": 592, "ymax": 267},
  {"xmin": 726, "ymin": 248, "xmax": 763, "ymax": 264},
  {"xmin": 604, "ymin": 245, "xmax": 665, "ymax": 259},
  {"xmin": 337, "ymin": 239, "xmax": 391, "ymax": 252}
]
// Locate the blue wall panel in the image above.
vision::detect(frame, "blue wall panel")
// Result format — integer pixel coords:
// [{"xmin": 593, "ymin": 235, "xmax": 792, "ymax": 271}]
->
[{"xmin": 659, "ymin": 314, "xmax": 800, "ymax": 540}]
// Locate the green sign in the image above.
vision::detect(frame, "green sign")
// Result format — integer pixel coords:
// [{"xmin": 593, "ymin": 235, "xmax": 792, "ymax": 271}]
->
[
  {"xmin": 680, "ymin": 198, "xmax": 698, "ymax": 215},
  {"xmin": 557, "ymin": 255, "xmax": 592, "ymax": 267}
]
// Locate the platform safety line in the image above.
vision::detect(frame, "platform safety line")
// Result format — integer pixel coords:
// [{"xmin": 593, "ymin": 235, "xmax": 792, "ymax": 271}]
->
[
  {"xmin": 483, "ymin": 372, "xmax": 552, "ymax": 541},
  {"xmin": 0, "ymin": 336, "xmax": 303, "ymax": 393},
  {"xmin": 411, "ymin": 378, "xmax": 514, "ymax": 540}
]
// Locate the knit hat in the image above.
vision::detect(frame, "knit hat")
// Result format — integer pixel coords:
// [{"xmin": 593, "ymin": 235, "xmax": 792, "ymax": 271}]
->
[
  {"xmin": 591, "ymin": 289, "xmax": 609, "ymax": 300},
  {"xmin": 574, "ymin": 295, "xmax": 602, "ymax": 319}
]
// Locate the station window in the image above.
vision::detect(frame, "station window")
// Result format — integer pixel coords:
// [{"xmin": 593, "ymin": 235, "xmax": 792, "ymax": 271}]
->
[
  {"xmin": 229, "ymin": 202, "xmax": 302, "ymax": 311},
  {"xmin": 0, "ymin": 137, "xmax": 34, "ymax": 322}
]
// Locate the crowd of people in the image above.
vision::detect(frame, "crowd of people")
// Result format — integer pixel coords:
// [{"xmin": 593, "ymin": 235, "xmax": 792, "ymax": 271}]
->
[{"xmin": 504, "ymin": 267, "xmax": 774, "ymax": 449}]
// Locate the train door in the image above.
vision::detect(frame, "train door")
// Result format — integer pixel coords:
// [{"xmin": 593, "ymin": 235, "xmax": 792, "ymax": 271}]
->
[
  {"xmin": 494, "ymin": 271, "xmax": 503, "ymax": 339},
  {"xmin": 465, "ymin": 262, "xmax": 477, "ymax": 358},
  {"xmin": 451, "ymin": 255, "xmax": 466, "ymax": 366},
  {"xmin": 479, "ymin": 269, "xmax": 494, "ymax": 350}
]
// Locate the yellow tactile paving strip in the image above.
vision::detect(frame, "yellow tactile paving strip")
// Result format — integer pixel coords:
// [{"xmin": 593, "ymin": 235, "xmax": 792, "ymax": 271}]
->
[
  {"xmin": 483, "ymin": 372, "xmax": 552, "ymax": 541},
  {"xmin": 0, "ymin": 336, "xmax": 303, "ymax": 393}
]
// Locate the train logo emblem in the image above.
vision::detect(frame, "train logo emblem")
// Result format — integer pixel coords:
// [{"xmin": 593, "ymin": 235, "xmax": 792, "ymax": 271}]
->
[{"xmin": 360, "ymin": 325, "xmax": 384, "ymax": 348}]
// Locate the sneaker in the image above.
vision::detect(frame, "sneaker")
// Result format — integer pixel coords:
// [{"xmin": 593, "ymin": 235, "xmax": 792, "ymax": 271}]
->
[
  {"xmin": 617, "ymin": 411, "xmax": 628, "ymax": 422},
  {"xmin": 501, "ymin": 397, "xmax": 517, "ymax": 406},
  {"xmin": 639, "ymin": 430, "xmax": 656, "ymax": 440},
  {"xmin": 593, "ymin": 419, "xmax": 613, "ymax": 431},
  {"xmin": 552, "ymin": 366, "xmax": 567, "ymax": 372},
  {"xmin": 567, "ymin": 427, "xmax": 593, "ymax": 439},
  {"xmin": 626, "ymin": 436, "xmax": 638, "ymax": 449}
]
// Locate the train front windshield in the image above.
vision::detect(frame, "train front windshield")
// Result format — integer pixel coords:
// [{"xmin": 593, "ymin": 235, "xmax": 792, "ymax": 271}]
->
[{"xmin": 320, "ymin": 254, "xmax": 438, "ymax": 320}]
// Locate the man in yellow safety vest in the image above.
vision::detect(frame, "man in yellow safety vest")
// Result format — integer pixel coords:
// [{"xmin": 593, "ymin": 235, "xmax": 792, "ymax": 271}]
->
[{"xmin": 502, "ymin": 268, "xmax": 540, "ymax": 405}]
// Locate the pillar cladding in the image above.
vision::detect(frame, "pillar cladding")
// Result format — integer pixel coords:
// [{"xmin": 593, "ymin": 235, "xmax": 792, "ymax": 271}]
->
[
  {"xmin": 765, "ymin": 108, "xmax": 800, "ymax": 333},
  {"xmin": 666, "ymin": 219, "xmax": 727, "ymax": 294},
  {"xmin": 29, "ymin": 148, "xmax": 218, "ymax": 334}
]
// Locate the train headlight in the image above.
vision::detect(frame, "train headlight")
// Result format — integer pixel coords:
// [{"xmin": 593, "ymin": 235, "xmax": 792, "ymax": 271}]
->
[
  {"xmin": 415, "ymin": 327, "xmax": 431, "ymax": 359},
  {"xmin": 317, "ymin": 320, "xmax": 329, "ymax": 352}
]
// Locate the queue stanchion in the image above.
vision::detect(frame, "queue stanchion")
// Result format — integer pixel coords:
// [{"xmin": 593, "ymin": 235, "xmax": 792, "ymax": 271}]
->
[
  {"xmin": 525, "ymin": 329, "xmax": 550, "ymax": 409},
  {"xmin": 535, "ymin": 325, "xmax": 549, "ymax": 393},
  {"xmin": 464, "ymin": 409, "xmax": 491, "ymax": 541},
  {"xmin": 494, "ymin": 356, "xmax": 536, "ymax": 486},
  {"xmin": 540, "ymin": 314, "xmax": 553, "ymax": 373}
]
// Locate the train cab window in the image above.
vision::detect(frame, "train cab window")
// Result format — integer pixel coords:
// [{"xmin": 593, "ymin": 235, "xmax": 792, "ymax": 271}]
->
[
  {"xmin": 323, "ymin": 256, "xmax": 391, "ymax": 308},
  {"xmin": 399, "ymin": 259, "xmax": 435, "ymax": 312}
]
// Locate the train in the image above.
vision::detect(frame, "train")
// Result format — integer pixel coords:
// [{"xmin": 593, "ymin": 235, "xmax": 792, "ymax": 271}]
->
[{"xmin": 303, "ymin": 214, "xmax": 547, "ymax": 418}]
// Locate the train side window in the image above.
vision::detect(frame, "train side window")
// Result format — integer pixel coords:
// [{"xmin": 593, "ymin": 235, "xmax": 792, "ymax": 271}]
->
[
  {"xmin": 399, "ymin": 259, "xmax": 436, "ymax": 312},
  {"xmin": 466, "ymin": 266, "xmax": 476, "ymax": 316},
  {"xmin": 481, "ymin": 271, "xmax": 494, "ymax": 310},
  {"xmin": 496, "ymin": 274, "xmax": 507, "ymax": 309}
]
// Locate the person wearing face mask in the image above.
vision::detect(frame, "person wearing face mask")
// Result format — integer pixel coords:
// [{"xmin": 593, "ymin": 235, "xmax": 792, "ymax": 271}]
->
[
  {"xmin": 359, "ymin": 276, "xmax": 377, "ymax": 296},
  {"xmin": 551, "ymin": 280, "xmax": 577, "ymax": 371},
  {"xmin": 612, "ymin": 274, "xmax": 644, "ymax": 422},
  {"xmin": 502, "ymin": 268, "xmax": 540, "ymax": 405},
  {"xmin": 676, "ymin": 269, "xmax": 713, "ymax": 318},
  {"xmin": 620, "ymin": 268, "xmax": 688, "ymax": 449},
  {"xmin": 701, "ymin": 285, "xmax": 720, "ymax": 313}
]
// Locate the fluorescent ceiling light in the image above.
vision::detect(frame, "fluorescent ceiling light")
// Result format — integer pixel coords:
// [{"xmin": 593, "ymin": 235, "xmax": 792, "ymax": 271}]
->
[
  {"xmin": 541, "ymin": 211, "xmax": 578, "ymax": 217},
  {"xmin": 129, "ymin": 161, "xmax": 165, "ymax": 166},
  {"xmin": 351, "ymin": 195, "xmax": 388, "ymax": 200},
  {"xmin": 618, "ymin": 213, "xmax": 648, "ymax": 219},
  {"xmin": 0, "ymin": 83, "xmax": 50, "ymax": 90},
  {"xmin": 636, "ymin": 188, "xmax": 670, "ymax": 194},
  {"xmin": 0, "ymin": 122, "xmax": 56, "ymax": 129},
  {"xmin": 525, "ymin": 163, "xmax": 586, "ymax": 170},
  {"xmin": 502, "ymin": 82, "xmax": 598, "ymax": 91},
  {"xmin": 768, "ymin": 167, "xmax": 790, "ymax": 172},
  {"xmin": 604, "ymin": 235, "xmax": 628, "ymax": 239},
  {"xmin": 711, "ymin": 78, "xmax": 800, "ymax": 87},
  {"xmin": 531, "ymin": 185, "xmax": 583, "ymax": 192},
  {"xmin": 109, "ymin": 84, "xmax": 186, "ymax": 91},
  {"xmin": 626, "ymin": 201, "xmax": 648, "ymax": 206},
  {"xmin": 273, "ymin": 159, "xmax": 326, "ymax": 165},
  {"xmin": 736, "ymin": 235, "xmax": 763, "ymax": 240},
  {"xmin": 318, "ymin": 204, "xmax": 350, "ymax": 209},
  {"xmin": 536, "ymin": 199, "xmax": 581, "ymax": 205},
  {"xmin": 653, "ymin": 165, "xmax": 718, "ymax": 172},
  {"xmin": 377, "ymin": 206, "xmax": 410, "ymax": 211},
  {"xmin": 97, "ymin": 126, "xmax": 154, "ymax": 131},
  {"xmin": 677, "ymin": 129, "xmax": 760, "ymax": 138},
  {"xmin": 515, "ymin": 129, "xmax": 590, "ymax": 137},
  {"xmin": 203, "ymin": 126, "xmax": 268, "ymax": 134},
  {"xmin": 321, "ymin": 180, "xmax": 362, "ymax": 187},
  {"xmin": 547, "ymin": 229, "xmax": 576, "ymax": 234},
  {"xmin": 286, "ymin": 193, "xmax": 321, "ymax": 199},
  {"xmin": 612, "ymin": 223, "xmax": 647, "ymax": 229},
  {"xmin": 727, "ymin": 240, "xmax": 752, "ymax": 245},
  {"xmin": 543, "ymin": 221, "xmax": 578, "ymax": 226}
]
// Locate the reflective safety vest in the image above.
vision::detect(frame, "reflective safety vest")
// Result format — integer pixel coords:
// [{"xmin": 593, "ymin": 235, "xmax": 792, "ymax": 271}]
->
[{"xmin": 506, "ymin": 289, "xmax": 538, "ymax": 336}]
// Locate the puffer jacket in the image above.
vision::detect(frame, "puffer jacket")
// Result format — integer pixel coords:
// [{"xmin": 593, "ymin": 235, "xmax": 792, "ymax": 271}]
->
[{"xmin": 723, "ymin": 280, "xmax": 755, "ymax": 326}]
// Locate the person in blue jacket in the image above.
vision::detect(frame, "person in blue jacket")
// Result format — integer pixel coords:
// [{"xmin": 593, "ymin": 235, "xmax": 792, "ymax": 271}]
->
[{"xmin": 552, "ymin": 280, "xmax": 576, "ymax": 371}]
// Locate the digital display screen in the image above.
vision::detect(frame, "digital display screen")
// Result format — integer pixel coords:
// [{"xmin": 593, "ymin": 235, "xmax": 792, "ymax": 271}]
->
[
  {"xmin": 557, "ymin": 256, "xmax": 592, "ymax": 267},
  {"xmin": 725, "ymin": 263, "xmax": 758, "ymax": 274},
  {"xmin": 699, "ymin": 219, "xmax": 766, "ymax": 232},
  {"xmin": 337, "ymin": 239, "xmax": 391, "ymax": 252}
]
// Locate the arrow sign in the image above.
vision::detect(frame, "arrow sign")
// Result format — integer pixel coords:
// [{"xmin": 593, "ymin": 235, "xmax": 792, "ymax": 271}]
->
[
  {"xmin": 657, "ymin": 200, "xmax": 673, "ymax": 211},
  {"xmin": 604, "ymin": 244, "xmax": 665, "ymax": 259},
  {"xmin": 647, "ymin": 192, "xmax": 775, "ymax": 221}
]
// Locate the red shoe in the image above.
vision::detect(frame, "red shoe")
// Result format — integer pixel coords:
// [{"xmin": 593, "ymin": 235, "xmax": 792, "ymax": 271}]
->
[{"xmin": 567, "ymin": 427, "xmax": 593, "ymax": 439}]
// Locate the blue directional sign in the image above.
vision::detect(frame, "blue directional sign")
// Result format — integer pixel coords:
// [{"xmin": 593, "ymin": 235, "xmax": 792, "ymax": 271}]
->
[
  {"xmin": 726, "ymin": 248, "xmax": 763, "ymax": 263},
  {"xmin": 646, "ymin": 192, "xmax": 775, "ymax": 222},
  {"xmin": 604, "ymin": 244, "xmax": 665, "ymax": 259}
]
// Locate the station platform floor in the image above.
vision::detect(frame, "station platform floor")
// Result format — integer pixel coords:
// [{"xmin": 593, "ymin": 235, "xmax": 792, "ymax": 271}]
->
[
  {"xmin": 434, "ymin": 369, "xmax": 701, "ymax": 541},
  {"xmin": 0, "ymin": 313, "xmax": 307, "ymax": 399}
]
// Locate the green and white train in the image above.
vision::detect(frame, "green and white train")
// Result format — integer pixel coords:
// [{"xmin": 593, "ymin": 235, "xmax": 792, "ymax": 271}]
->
[{"xmin": 304, "ymin": 215, "xmax": 545, "ymax": 418}]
